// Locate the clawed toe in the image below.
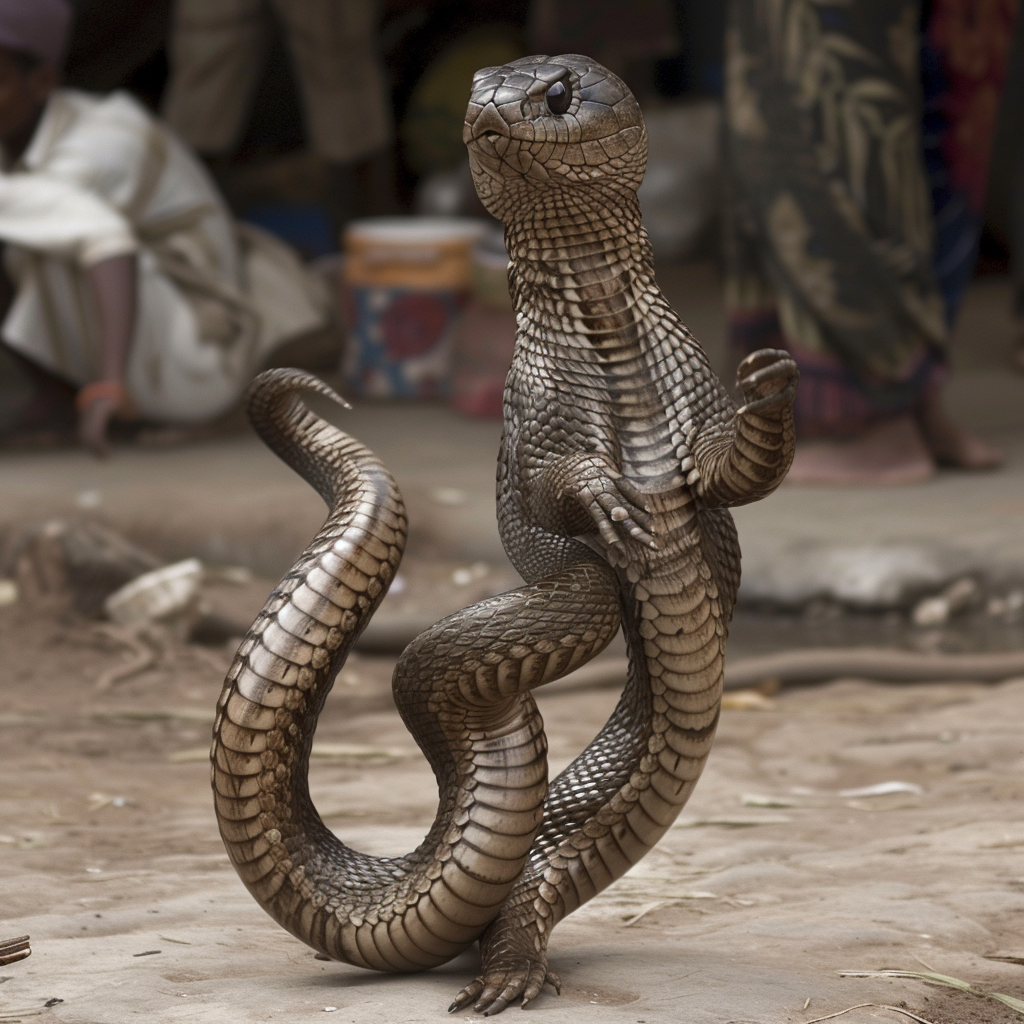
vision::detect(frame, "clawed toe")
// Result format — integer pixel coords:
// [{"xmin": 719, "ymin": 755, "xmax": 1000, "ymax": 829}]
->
[
  {"xmin": 449, "ymin": 979, "xmax": 484, "ymax": 1013},
  {"xmin": 450, "ymin": 962, "xmax": 559, "ymax": 1015}
]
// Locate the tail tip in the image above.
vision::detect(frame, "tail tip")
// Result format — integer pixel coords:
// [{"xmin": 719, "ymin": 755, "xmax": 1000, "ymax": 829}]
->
[{"xmin": 245, "ymin": 368, "xmax": 352, "ymax": 413}]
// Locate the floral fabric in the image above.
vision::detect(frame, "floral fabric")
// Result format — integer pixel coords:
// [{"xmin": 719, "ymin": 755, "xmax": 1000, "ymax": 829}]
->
[
  {"xmin": 724, "ymin": 0, "xmax": 1015, "ymax": 434},
  {"xmin": 924, "ymin": 0, "xmax": 1017, "ymax": 319}
]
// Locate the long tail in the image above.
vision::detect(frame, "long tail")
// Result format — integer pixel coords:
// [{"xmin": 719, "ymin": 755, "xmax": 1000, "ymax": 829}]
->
[{"xmin": 212, "ymin": 370, "xmax": 620, "ymax": 971}]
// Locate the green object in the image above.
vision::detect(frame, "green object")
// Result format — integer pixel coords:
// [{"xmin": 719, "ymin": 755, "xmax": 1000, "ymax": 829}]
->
[{"xmin": 402, "ymin": 27, "xmax": 524, "ymax": 175}]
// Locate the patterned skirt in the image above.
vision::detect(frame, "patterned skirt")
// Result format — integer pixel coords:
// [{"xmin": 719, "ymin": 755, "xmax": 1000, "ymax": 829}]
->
[{"xmin": 723, "ymin": 0, "xmax": 1016, "ymax": 436}]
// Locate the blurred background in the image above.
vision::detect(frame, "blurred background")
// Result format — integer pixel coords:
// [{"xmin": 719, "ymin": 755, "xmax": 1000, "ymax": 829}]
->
[{"xmin": 3, "ymin": 4, "xmax": 1024, "ymax": 1021}]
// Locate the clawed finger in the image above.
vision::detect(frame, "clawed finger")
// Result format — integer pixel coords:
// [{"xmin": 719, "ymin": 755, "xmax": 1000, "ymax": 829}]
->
[
  {"xmin": 739, "ymin": 380, "xmax": 798, "ymax": 416},
  {"xmin": 740, "ymin": 358, "xmax": 797, "ymax": 391},
  {"xmin": 594, "ymin": 492, "xmax": 656, "ymax": 549},
  {"xmin": 614, "ymin": 475, "xmax": 651, "ymax": 512},
  {"xmin": 738, "ymin": 358, "xmax": 798, "ymax": 415},
  {"xmin": 739, "ymin": 352, "xmax": 797, "ymax": 391},
  {"xmin": 737, "ymin": 347, "xmax": 791, "ymax": 377}
]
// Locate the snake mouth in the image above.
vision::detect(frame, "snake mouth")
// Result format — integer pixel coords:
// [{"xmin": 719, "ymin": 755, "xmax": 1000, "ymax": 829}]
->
[{"xmin": 471, "ymin": 127, "xmax": 511, "ymax": 146}]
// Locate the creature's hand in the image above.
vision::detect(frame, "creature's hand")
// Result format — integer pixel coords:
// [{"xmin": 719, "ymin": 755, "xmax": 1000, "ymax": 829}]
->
[
  {"xmin": 736, "ymin": 349, "xmax": 798, "ymax": 415},
  {"xmin": 559, "ymin": 452, "xmax": 656, "ymax": 551}
]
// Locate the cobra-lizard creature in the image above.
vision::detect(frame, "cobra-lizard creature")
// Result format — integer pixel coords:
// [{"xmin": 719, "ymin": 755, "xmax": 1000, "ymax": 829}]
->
[{"xmin": 211, "ymin": 54, "xmax": 797, "ymax": 1017}]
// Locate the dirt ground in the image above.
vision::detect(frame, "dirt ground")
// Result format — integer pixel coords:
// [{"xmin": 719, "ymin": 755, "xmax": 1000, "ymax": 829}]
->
[{"xmin": 2, "ymin": 562, "xmax": 1024, "ymax": 1024}]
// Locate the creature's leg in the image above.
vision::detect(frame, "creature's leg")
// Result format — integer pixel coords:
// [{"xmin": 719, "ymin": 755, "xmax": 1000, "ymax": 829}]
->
[
  {"xmin": 451, "ymin": 555, "xmax": 724, "ymax": 1016},
  {"xmin": 454, "ymin": 460, "xmax": 725, "ymax": 1015},
  {"xmin": 692, "ymin": 348, "xmax": 798, "ymax": 508}
]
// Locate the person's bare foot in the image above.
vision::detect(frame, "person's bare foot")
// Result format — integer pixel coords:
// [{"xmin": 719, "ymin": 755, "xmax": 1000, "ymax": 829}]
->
[
  {"xmin": 916, "ymin": 390, "xmax": 1002, "ymax": 470},
  {"xmin": 786, "ymin": 414, "xmax": 936, "ymax": 486}
]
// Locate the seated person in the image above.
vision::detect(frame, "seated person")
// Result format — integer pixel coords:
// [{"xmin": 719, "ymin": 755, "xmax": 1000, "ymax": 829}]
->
[{"xmin": 0, "ymin": 0, "xmax": 330, "ymax": 454}]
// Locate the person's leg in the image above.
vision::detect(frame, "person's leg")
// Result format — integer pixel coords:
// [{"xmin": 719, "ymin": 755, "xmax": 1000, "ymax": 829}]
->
[
  {"xmin": 780, "ymin": 348, "xmax": 1001, "ymax": 479},
  {"xmin": 724, "ymin": 0, "xmax": 1002, "ymax": 484},
  {"xmin": 272, "ymin": 0, "xmax": 395, "ymax": 231},
  {"xmin": 915, "ymin": 384, "xmax": 1002, "ymax": 469},
  {"xmin": 162, "ymin": 0, "xmax": 271, "ymax": 157}
]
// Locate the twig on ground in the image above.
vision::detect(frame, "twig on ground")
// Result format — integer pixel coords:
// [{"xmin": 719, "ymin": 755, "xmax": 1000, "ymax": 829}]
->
[
  {"xmin": 838, "ymin": 969, "xmax": 1024, "ymax": 1017},
  {"xmin": 986, "ymin": 953, "xmax": 1024, "ymax": 967},
  {"xmin": 803, "ymin": 1003, "xmax": 937, "ymax": 1024},
  {"xmin": 909, "ymin": 952, "xmax": 938, "ymax": 972},
  {"xmin": 622, "ymin": 900, "xmax": 673, "ymax": 926},
  {"xmin": 93, "ymin": 625, "xmax": 161, "ymax": 690}
]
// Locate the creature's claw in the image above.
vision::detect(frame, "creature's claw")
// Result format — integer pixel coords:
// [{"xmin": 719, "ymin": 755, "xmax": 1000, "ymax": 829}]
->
[
  {"xmin": 449, "ymin": 979, "xmax": 483, "ymax": 1013},
  {"xmin": 735, "ymin": 348, "xmax": 798, "ymax": 415},
  {"xmin": 584, "ymin": 483, "xmax": 656, "ymax": 550},
  {"xmin": 568, "ymin": 458, "xmax": 656, "ymax": 550},
  {"xmin": 450, "ymin": 958, "xmax": 559, "ymax": 1015}
]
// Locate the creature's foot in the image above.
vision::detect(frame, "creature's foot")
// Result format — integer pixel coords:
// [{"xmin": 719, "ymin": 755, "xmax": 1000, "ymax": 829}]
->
[
  {"xmin": 449, "ymin": 954, "xmax": 560, "ymax": 1016},
  {"xmin": 786, "ymin": 414, "xmax": 936, "ymax": 486}
]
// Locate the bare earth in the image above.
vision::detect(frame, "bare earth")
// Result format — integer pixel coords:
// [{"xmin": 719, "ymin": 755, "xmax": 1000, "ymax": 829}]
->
[
  {"xmin": 3, "ymin": 316, "xmax": 1024, "ymax": 1024},
  {"xmin": 2, "ymin": 577, "xmax": 1024, "ymax": 1024}
]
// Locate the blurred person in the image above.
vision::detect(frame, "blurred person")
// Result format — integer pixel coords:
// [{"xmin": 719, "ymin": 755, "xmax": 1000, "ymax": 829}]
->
[
  {"xmin": 0, "ymin": 0, "xmax": 329, "ymax": 455},
  {"xmin": 162, "ymin": 0, "xmax": 395, "ymax": 225},
  {"xmin": 724, "ymin": 0, "xmax": 1012, "ymax": 484}
]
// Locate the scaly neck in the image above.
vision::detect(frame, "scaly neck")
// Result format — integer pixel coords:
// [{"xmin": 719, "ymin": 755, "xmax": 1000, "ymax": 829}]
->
[{"xmin": 503, "ymin": 182, "xmax": 663, "ymax": 359}]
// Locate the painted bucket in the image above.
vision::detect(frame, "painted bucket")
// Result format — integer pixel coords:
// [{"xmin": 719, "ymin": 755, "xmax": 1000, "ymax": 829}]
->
[
  {"xmin": 451, "ymin": 227, "xmax": 516, "ymax": 419},
  {"xmin": 341, "ymin": 217, "xmax": 486, "ymax": 397}
]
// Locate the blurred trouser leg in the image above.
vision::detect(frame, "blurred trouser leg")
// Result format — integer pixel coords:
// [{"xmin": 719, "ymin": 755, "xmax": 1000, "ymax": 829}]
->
[
  {"xmin": 162, "ymin": 0, "xmax": 271, "ymax": 156},
  {"xmin": 272, "ymin": 0, "xmax": 395, "ymax": 233},
  {"xmin": 270, "ymin": 0, "xmax": 392, "ymax": 165},
  {"xmin": 722, "ymin": 0, "xmax": 948, "ymax": 441}
]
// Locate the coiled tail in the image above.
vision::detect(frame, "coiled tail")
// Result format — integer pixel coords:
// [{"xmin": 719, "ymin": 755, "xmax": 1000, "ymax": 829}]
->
[{"xmin": 212, "ymin": 369, "xmax": 620, "ymax": 971}]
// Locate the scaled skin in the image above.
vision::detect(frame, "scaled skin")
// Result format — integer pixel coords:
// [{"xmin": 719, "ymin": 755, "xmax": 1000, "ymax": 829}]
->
[
  {"xmin": 210, "ymin": 56, "xmax": 798, "ymax": 1019},
  {"xmin": 453, "ymin": 54, "xmax": 798, "ymax": 1013}
]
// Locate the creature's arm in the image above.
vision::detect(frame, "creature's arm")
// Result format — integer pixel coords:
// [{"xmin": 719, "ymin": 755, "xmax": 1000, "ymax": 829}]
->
[{"xmin": 691, "ymin": 349, "xmax": 798, "ymax": 508}]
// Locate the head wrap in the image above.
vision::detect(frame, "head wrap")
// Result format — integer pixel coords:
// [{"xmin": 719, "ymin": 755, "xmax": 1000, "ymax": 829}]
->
[{"xmin": 0, "ymin": 0, "xmax": 72, "ymax": 67}]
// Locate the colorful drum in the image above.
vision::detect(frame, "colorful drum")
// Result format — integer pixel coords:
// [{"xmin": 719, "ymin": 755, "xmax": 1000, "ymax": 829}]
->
[{"xmin": 341, "ymin": 218, "xmax": 486, "ymax": 397}]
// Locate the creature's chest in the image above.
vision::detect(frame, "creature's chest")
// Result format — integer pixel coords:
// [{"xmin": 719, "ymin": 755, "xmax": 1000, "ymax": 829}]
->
[{"xmin": 511, "ymin": 337, "xmax": 703, "ymax": 494}]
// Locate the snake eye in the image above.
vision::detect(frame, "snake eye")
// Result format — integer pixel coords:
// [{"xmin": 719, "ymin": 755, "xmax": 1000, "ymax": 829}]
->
[{"xmin": 546, "ymin": 79, "xmax": 571, "ymax": 115}]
